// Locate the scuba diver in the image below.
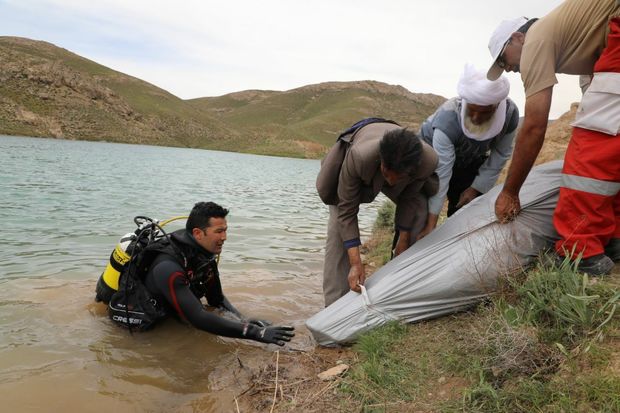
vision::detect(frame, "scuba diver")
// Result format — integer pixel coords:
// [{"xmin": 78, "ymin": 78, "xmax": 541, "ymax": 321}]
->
[{"xmin": 95, "ymin": 201, "xmax": 295, "ymax": 346}]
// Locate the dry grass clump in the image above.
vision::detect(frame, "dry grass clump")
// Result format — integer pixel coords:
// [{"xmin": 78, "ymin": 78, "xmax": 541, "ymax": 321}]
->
[
  {"xmin": 230, "ymin": 347, "xmax": 359, "ymax": 413},
  {"xmin": 469, "ymin": 311, "xmax": 563, "ymax": 383}
]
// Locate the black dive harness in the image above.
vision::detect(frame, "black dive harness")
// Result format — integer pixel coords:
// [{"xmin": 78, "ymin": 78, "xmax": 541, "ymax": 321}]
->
[{"xmin": 108, "ymin": 228, "xmax": 224, "ymax": 331}]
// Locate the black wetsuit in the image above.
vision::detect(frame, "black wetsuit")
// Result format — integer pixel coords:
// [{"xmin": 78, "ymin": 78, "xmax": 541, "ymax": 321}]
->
[{"xmin": 143, "ymin": 230, "xmax": 249, "ymax": 338}]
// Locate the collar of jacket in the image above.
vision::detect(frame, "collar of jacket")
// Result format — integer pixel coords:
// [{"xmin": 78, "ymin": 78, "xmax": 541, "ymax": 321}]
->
[{"xmin": 171, "ymin": 229, "xmax": 216, "ymax": 261}]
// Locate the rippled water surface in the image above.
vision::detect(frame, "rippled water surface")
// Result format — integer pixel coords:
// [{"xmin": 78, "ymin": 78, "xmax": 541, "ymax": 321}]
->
[{"xmin": 0, "ymin": 136, "xmax": 383, "ymax": 411}]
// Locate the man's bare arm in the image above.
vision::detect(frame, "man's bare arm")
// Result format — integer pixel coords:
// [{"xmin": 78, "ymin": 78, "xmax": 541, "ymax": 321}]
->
[{"xmin": 496, "ymin": 87, "xmax": 553, "ymax": 222}]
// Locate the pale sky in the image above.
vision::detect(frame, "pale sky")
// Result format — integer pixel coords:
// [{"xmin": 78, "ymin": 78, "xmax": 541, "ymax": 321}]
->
[{"xmin": 1, "ymin": 0, "xmax": 581, "ymax": 118}]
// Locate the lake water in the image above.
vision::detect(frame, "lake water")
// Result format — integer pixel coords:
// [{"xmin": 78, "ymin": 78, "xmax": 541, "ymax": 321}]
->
[{"xmin": 0, "ymin": 135, "xmax": 384, "ymax": 412}]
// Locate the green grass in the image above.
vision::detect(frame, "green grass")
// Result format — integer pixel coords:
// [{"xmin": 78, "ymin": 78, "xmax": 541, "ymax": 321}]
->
[
  {"xmin": 340, "ymin": 322, "xmax": 419, "ymax": 408},
  {"xmin": 456, "ymin": 258, "xmax": 620, "ymax": 412},
  {"xmin": 362, "ymin": 201, "xmax": 396, "ymax": 267},
  {"xmin": 373, "ymin": 200, "xmax": 395, "ymax": 231},
  {"xmin": 460, "ymin": 368, "xmax": 620, "ymax": 412},
  {"xmin": 498, "ymin": 254, "xmax": 620, "ymax": 349}
]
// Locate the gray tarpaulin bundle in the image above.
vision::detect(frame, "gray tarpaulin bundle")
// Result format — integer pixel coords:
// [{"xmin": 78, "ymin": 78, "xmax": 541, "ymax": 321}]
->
[{"xmin": 307, "ymin": 161, "xmax": 563, "ymax": 346}]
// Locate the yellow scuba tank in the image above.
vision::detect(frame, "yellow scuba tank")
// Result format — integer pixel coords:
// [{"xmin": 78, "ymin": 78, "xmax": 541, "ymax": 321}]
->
[
  {"xmin": 95, "ymin": 233, "xmax": 136, "ymax": 303},
  {"xmin": 95, "ymin": 215, "xmax": 188, "ymax": 304},
  {"xmin": 102, "ymin": 233, "xmax": 135, "ymax": 289}
]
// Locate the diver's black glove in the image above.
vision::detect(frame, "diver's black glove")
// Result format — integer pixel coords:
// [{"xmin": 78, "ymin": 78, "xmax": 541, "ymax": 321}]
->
[
  {"xmin": 247, "ymin": 318, "xmax": 272, "ymax": 328},
  {"xmin": 245, "ymin": 324, "xmax": 295, "ymax": 346}
]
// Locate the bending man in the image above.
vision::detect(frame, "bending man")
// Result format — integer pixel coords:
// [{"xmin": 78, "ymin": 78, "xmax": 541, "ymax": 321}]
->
[
  {"xmin": 417, "ymin": 64, "xmax": 518, "ymax": 239},
  {"xmin": 319, "ymin": 121, "xmax": 438, "ymax": 306},
  {"xmin": 486, "ymin": 0, "xmax": 620, "ymax": 275}
]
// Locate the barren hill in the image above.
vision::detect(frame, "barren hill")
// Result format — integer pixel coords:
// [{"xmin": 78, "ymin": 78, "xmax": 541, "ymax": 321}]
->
[
  {"xmin": 189, "ymin": 80, "xmax": 445, "ymax": 157},
  {"xmin": 0, "ymin": 36, "xmax": 576, "ymax": 159},
  {"xmin": 0, "ymin": 36, "xmax": 447, "ymax": 158},
  {"xmin": 0, "ymin": 36, "xmax": 237, "ymax": 149}
]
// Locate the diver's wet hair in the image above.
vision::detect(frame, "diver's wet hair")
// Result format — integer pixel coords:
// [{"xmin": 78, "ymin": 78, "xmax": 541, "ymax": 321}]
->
[{"xmin": 186, "ymin": 201, "xmax": 229, "ymax": 231}]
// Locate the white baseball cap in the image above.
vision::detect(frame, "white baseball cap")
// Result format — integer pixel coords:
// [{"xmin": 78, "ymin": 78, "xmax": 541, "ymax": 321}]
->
[{"xmin": 487, "ymin": 17, "xmax": 529, "ymax": 80}]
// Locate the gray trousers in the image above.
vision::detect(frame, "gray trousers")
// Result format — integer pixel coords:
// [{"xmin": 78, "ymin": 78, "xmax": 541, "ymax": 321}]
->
[{"xmin": 322, "ymin": 197, "xmax": 428, "ymax": 306}]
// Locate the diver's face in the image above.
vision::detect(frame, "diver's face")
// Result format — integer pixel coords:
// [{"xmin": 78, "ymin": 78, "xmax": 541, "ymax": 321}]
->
[{"xmin": 194, "ymin": 217, "xmax": 227, "ymax": 254}]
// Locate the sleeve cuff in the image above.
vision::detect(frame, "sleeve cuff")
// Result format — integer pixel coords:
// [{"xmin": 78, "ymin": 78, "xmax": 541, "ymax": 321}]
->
[
  {"xmin": 471, "ymin": 177, "xmax": 491, "ymax": 194},
  {"xmin": 343, "ymin": 238, "xmax": 361, "ymax": 249},
  {"xmin": 428, "ymin": 195, "xmax": 444, "ymax": 216}
]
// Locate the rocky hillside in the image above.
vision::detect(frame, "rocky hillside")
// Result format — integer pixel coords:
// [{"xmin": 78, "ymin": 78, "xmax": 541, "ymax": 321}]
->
[
  {"xmin": 497, "ymin": 102, "xmax": 575, "ymax": 183},
  {"xmin": 0, "ymin": 37, "xmax": 238, "ymax": 148},
  {"xmin": 0, "ymin": 36, "xmax": 445, "ymax": 158},
  {"xmin": 189, "ymin": 81, "xmax": 446, "ymax": 158}
]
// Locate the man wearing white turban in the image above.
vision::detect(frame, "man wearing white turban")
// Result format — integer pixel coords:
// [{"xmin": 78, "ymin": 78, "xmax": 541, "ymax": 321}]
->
[{"xmin": 417, "ymin": 64, "xmax": 518, "ymax": 239}]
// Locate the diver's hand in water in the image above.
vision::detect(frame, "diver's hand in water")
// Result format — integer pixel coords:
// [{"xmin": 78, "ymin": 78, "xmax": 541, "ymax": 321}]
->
[
  {"xmin": 247, "ymin": 318, "xmax": 272, "ymax": 328},
  {"xmin": 247, "ymin": 324, "xmax": 295, "ymax": 346}
]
